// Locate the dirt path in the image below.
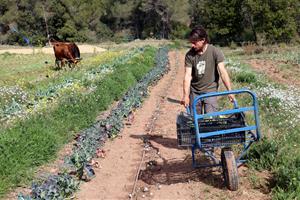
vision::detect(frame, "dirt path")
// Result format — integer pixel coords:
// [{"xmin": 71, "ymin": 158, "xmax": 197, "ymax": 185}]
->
[{"xmin": 76, "ymin": 51, "xmax": 270, "ymax": 200}]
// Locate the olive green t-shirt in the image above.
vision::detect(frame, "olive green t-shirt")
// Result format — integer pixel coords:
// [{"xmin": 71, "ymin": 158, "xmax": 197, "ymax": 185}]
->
[{"xmin": 185, "ymin": 44, "xmax": 225, "ymax": 93}]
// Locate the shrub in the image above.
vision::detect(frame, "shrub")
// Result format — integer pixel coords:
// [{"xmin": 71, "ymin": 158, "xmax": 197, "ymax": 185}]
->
[
  {"xmin": 170, "ymin": 23, "xmax": 191, "ymax": 40},
  {"xmin": 229, "ymin": 41, "xmax": 238, "ymax": 49},
  {"xmin": 233, "ymin": 71, "xmax": 257, "ymax": 83}
]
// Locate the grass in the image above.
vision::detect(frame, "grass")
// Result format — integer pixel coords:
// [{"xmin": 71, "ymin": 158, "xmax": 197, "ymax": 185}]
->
[
  {"xmin": 0, "ymin": 46, "xmax": 157, "ymax": 197},
  {"xmin": 0, "ymin": 51, "xmax": 124, "ymax": 87},
  {"xmin": 0, "ymin": 50, "xmax": 128, "ymax": 128},
  {"xmin": 0, "ymin": 53, "xmax": 53, "ymax": 85}
]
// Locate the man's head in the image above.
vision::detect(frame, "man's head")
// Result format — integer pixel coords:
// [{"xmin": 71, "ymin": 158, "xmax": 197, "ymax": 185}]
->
[{"xmin": 189, "ymin": 26, "xmax": 209, "ymax": 52}]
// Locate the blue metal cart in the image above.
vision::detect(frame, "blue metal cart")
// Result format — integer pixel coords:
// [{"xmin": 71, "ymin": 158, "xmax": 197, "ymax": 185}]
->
[{"xmin": 176, "ymin": 89, "xmax": 261, "ymax": 191}]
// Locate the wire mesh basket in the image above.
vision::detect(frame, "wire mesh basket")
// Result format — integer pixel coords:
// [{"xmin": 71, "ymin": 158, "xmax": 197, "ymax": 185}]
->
[
  {"xmin": 176, "ymin": 112, "xmax": 195, "ymax": 147},
  {"xmin": 199, "ymin": 114, "xmax": 246, "ymax": 147},
  {"xmin": 177, "ymin": 112, "xmax": 246, "ymax": 147}
]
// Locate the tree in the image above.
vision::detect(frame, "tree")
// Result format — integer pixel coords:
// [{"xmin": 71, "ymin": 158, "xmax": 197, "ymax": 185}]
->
[
  {"xmin": 164, "ymin": 0, "xmax": 190, "ymax": 39},
  {"xmin": 102, "ymin": 0, "xmax": 137, "ymax": 41},
  {"xmin": 0, "ymin": 0, "xmax": 299, "ymax": 45},
  {"xmin": 189, "ymin": 0, "xmax": 246, "ymax": 45},
  {"xmin": 104, "ymin": 0, "xmax": 190, "ymax": 40},
  {"xmin": 189, "ymin": 0, "xmax": 207, "ymax": 27},
  {"xmin": 243, "ymin": 0, "xmax": 299, "ymax": 43},
  {"xmin": 134, "ymin": 0, "xmax": 190, "ymax": 39},
  {"xmin": 48, "ymin": 0, "xmax": 110, "ymax": 42},
  {"xmin": 0, "ymin": 0, "xmax": 46, "ymax": 45}
]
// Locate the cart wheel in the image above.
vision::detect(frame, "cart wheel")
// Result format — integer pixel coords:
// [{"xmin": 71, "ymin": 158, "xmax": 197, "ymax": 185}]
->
[{"xmin": 221, "ymin": 148, "xmax": 239, "ymax": 191}]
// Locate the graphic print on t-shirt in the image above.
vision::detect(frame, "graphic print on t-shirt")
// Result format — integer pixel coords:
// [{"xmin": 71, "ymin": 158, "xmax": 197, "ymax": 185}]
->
[{"xmin": 196, "ymin": 61, "xmax": 206, "ymax": 75}]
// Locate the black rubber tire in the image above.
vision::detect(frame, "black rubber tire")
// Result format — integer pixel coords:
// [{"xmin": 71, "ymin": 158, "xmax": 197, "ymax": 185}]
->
[{"xmin": 221, "ymin": 148, "xmax": 239, "ymax": 191}]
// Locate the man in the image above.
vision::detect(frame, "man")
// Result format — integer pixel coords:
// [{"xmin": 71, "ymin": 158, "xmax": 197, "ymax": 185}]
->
[{"xmin": 182, "ymin": 26, "xmax": 234, "ymax": 114}]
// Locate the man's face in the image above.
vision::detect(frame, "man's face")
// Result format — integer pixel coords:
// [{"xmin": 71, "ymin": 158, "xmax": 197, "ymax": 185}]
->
[{"xmin": 190, "ymin": 39, "xmax": 206, "ymax": 52}]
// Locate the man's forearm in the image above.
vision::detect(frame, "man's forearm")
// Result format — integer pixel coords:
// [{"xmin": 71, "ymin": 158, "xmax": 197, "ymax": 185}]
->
[
  {"xmin": 183, "ymin": 77, "xmax": 191, "ymax": 97},
  {"xmin": 218, "ymin": 62, "xmax": 232, "ymax": 91},
  {"xmin": 221, "ymin": 73, "xmax": 232, "ymax": 91},
  {"xmin": 182, "ymin": 66, "xmax": 192, "ymax": 106}
]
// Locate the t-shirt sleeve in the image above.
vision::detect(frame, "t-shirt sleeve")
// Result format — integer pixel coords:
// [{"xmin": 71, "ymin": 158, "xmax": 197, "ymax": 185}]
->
[
  {"xmin": 214, "ymin": 48, "xmax": 225, "ymax": 64},
  {"xmin": 185, "ymin": 53, "xmax": 193, "ymax": 68}
]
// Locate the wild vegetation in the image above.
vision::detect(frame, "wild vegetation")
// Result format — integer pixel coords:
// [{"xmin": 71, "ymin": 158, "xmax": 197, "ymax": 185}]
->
[
  {"xmin": 225, "ymin": 45, "xmax": 300, "ymax": 200},
  {"xmin": 0, "ymin": 0, "xmax": 299, "ymax": 45}
]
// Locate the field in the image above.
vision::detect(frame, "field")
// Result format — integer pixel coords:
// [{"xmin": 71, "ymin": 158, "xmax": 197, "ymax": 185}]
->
[{"xmin": 0, "ymin": 41, "xmax": 299, "ymax": 200}]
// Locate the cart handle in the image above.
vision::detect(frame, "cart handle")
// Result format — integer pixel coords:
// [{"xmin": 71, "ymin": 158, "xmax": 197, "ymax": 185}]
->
[
  {"xmin": 192, "ymin": 89, "xmax": 258, "ymax": 116},
  {"xmin": 233, "ymin": 99, "xmax": 238, "ymax": 109},
  {"xmin": 187, "ymin": 99, "xmax": 238, "ymax": 113},
  {"xmin": 186, "ymin": 106, "xmax": 191, "ymax": 115},
  {"xmin": 192, "ymin": 89, "xmax": 258, "ymax": 105}
]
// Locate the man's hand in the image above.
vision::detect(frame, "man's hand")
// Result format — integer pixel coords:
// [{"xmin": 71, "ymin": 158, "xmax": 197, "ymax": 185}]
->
[
  {"xmin": 181, "ymin": 96, "xmax": 190, "ymax": 107},
  {"xmin": 228, "ymin": 94, "xmax": 235, "ymax": 102}
]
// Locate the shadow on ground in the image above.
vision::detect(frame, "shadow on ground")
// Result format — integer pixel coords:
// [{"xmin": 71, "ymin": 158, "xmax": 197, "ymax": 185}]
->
[
  {"xmin": 130, "ymin": 134, "xmax": 180, "ymax": 150},
  {"xmin": 139, "ymin": 156, "xmax": 225, "ymax": 189},
  {"xmin": 130, "ymin": 134, "xmax": 225, "ymax": 190}
]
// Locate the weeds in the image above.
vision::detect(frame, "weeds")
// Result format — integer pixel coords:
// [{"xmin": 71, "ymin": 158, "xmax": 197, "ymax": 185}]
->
[
  {"xmin": 233, "ymin": 71, "xmax": 257, "ymax": 84},
  {"xmin": 227, "ymin": 57, "xmax": 300, "ymax": 199}
]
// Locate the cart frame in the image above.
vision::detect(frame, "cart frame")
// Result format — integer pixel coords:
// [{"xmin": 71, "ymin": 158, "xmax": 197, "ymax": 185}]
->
[{"xmin": 189, "ymin": 89, "xmax": 261, "ymax": 168}]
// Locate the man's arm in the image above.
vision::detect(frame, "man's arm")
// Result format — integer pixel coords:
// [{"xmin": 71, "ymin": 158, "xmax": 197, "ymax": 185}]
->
[
  {"xmin": 182, "ymin": 67, "xmax": 192, "ymax": 106},
  {"xmin": 217, "ymin": 62, "xmax": 235, "ymax": 101}
]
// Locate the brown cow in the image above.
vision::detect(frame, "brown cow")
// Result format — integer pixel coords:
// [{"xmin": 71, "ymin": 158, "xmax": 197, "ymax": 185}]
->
[{"xmin": 50, "ymin": 39, "xmax": 81, "ymax": 69}]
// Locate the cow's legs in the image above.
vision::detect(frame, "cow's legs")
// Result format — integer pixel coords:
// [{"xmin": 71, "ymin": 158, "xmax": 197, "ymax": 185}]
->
[
  {"xmin": 67, "ymin": 60, "xmax": 72, "ymax": 69},
  {"xmin": 67, "ymin": 59, "xmax": 76, "ymax": 69},
  {"xmin": 61, "ymin": 59, "xmax": 66, "ymax": 70},
  {"xmin": 55, "ymin": 58, "xmax": 60, "ymax": 69}
]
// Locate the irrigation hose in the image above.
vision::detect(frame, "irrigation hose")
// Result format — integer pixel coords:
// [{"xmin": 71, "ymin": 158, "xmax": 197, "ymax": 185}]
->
[{"xmin": 129, "ymin": 150, "xmax": 145, "ymax": 199}]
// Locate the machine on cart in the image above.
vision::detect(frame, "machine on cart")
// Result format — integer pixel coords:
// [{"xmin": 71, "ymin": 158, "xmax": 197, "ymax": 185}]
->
[{"xmin": 176, "ymin": 89, "xmax": 261, "ymax": 191}]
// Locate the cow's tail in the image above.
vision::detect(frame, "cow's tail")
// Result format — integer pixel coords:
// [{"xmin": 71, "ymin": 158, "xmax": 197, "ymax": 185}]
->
[{"xmin": 71, "ymin": 43, "xmax": 81, "ymax": 60}]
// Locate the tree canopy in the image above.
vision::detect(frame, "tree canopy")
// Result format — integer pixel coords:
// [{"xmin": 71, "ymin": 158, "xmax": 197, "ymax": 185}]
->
[{"xmin": 0, "ymin": 0, "xmax": 299, "ymax": 45}]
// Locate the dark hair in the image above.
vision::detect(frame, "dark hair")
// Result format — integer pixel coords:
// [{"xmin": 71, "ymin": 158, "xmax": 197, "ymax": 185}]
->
[{"xmin": 189, "ymin": 26, "xmax": 209, "ymax": 43}]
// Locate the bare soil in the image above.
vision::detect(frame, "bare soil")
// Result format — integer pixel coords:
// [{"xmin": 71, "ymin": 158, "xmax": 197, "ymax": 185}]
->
[
  {"xmin": 247, "ymin": 59, "xmax": 300, "ymax": 86},
  {"xmin": 75, "ymin": 51, "xmax": 271, "ymax": 200}
]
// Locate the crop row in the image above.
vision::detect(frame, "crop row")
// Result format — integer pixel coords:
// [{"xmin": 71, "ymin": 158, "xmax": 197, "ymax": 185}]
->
[
  {"xmin": 0, "ymin": 46, "xmax": 156, "ymax": 197},
  {"xmin": 17, "ymin": 47, "xmax": 169, "ymax": 200}
]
